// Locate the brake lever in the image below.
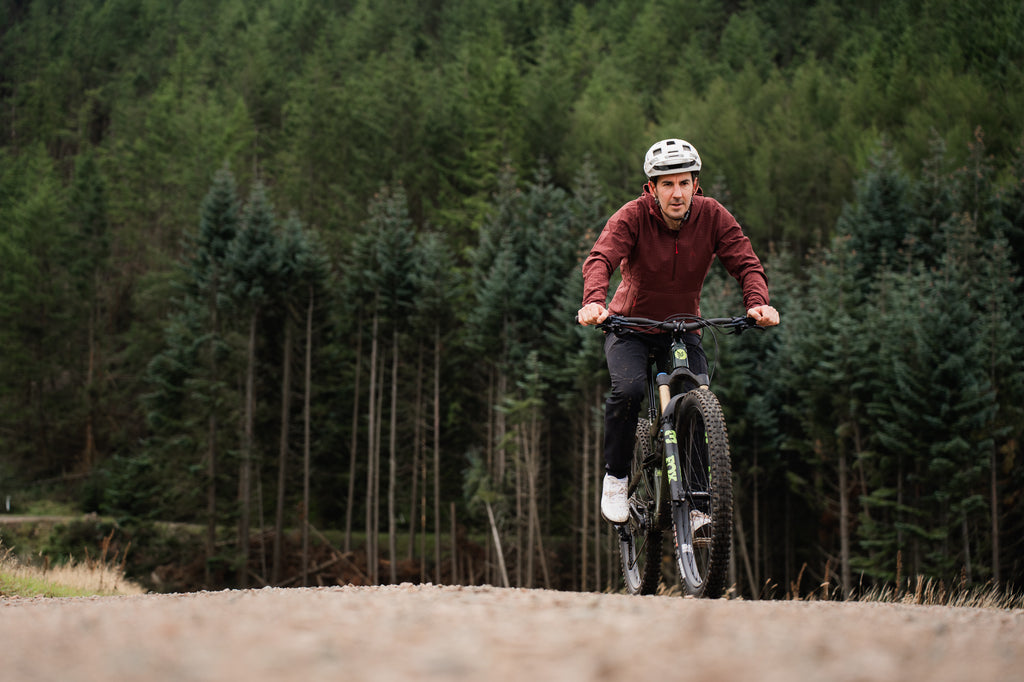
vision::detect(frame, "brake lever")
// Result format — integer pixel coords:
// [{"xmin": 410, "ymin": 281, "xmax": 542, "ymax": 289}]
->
[{"xmin": 729, "ymin": 317, "xmax": 766, "ymax": 334}]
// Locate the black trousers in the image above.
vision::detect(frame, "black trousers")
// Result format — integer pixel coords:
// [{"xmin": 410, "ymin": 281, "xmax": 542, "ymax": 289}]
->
[{"xmin": 602, "ymin": 331, "xmax": 708, "ymax": 478}]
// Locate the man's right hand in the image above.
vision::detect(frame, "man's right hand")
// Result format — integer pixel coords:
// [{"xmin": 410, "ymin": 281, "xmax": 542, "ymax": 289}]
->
[{"xmin": 577, "ymin": 302, "xmax": 610, "ymax": 326}]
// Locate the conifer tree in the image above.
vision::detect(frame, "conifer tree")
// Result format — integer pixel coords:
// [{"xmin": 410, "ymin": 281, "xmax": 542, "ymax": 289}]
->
[
  {"xmin": 191, "ymin": 166, "xmax": 241, "ymax": 584},
  {"xmin": 467, "ymin": 164, "xmax": 581, "ymax": 586},
  {"xmin": 775, "ymin": 235, "xmax": 876, "ymax": 597},
  {"xmin": 410, "ymin": 230, "xmax": 460, "ymax": 582},
  {"xmin": 837, "ymin": 143, "xmax": 915, "ymax": 280},
  {"xmin": 270, "ymin": 211, "xmax": 331, "ymax": 585},
  {"xmin": 349, "ymin": 185, "xmax": 416, "ymax": 583},
  {"xmin": 0, "ymin": 146, "xmax": 76, "ymax": 479},
  {"xmin": 227, "ymin": 181, "xmax": 282, "ymax": 586},
  {"xmin": 134, "ymin": 166, "xmax": 244, "ymax": 583},
  {"xmin": 69, "ymin": 150, "xmax": 111, "ymax": 470}
]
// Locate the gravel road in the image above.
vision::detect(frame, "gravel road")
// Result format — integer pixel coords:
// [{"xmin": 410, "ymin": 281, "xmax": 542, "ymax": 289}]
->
[{"xmin": 3, "ymin": 583, "xmax": 1022, "ymax": 681}]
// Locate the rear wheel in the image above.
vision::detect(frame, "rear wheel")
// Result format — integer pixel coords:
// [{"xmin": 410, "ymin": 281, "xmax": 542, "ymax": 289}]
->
[
  {"xmin": 619, "ymin": 418, "xmax": 663, "ymax": 595},
  {"xmin": 670, "ymin": 389, "xmax": 732, "ymax": 598}
]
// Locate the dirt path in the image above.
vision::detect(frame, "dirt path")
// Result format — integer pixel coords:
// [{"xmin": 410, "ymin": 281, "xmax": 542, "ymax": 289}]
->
[{"xmin": 2, "ymin": 584, "xmax": 1022, "ymax": 681}]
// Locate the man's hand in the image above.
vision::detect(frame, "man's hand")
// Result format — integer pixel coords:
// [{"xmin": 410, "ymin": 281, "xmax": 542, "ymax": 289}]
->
[
  {"xmin": 747, "ymin": 304, "xmax": 780, "ymax": 327},
  {"xmin": 577, "ymin": 302, "xmax": 610, "ymax": 326}
]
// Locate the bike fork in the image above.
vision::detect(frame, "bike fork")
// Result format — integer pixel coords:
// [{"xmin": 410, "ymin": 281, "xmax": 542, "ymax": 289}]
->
[{"xmin": 656, "ymin": 372, "xmax": 687, "ymax": 505}]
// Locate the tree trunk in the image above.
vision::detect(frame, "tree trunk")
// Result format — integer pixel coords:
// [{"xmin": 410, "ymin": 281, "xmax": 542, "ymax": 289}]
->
[
  {"xmin": 272, "ymin": 319, "xmax": 293, "ymax": 585},
  {"xmin": 388, "ymin": 327, "xmax": 399, "ymax": 584},
  {"xmin": 592, "ymin": 396, "xmax": 602, "ymax": 591},
  {"xmin": 753, "ymin": 442, "xmax": 761, "ymax": 591},
  {"xmin": 529, "ymin": 466, "xmax": 550, "ymax": 588},
  {"xmin": 486, "ymin": 501, "xmax": 510, "ymax": 587},
  {"xmin": 991, "ymin": 445, "xmax": 1000, "ymax": 584},
  {"xmin": 962, "ymin": 513, "xmax": 973, "ymax": 583},
  {"xmin": 84, "ymin": 292, "xmax": 97, "ymax": 470},
  {"xmin": 238, "ymin": 311, "xmax": 258, "ymax": 587},
  {"xmin": 206, "ymin": 412, "xmax": 217, "ymax": 589},
  {"xmin": 580, "ymin": 389, "xmax": 590, "ymax": 592},
  {"xmin": 450, "ymin": 502, "xmax": 458, "ymax": 584},
  {"xmin": 515, "ymin": 429, "xmax": 523, "ymax": 587},
  {"xmin": 302, "ymin": 287, "xmax": 313, "ymax": 587},
  {"xmin": 521, "ymin": 424, "xmax": 534, "ymax": 588},
  {"xmin": 433, "ymin": 323, "xmax": 442, "ymax": 585},
  {"xmin": 206, "ymin": 300, "xmax": 220, "ymax": 588},
  {"xmin": 365, "ymin": 311, "xmax": 380, "ymax": 582},
  {"xmin": 373, "ymin": 350, "xmax": 384, "ymax": 583},
  {"xmin": 344, "ymin": 318, "xmax": 363, "ymax": 553},
  {"xmin": 484, "ymin": 365, "xmax": 495, "ymax": 585},
  {"xmin": 734, "ymin": 495, "xmax": 758, "ymax": 597},
  {"xmin": 897, "ymin": 456, "xmax": 904, "ymax": 553},
  {"xmin": 839, "ymin": 441, "xmax": 851, "ymax": 599},
  {"xmin": 408, "ymin": 348, "xmax": 423, "ymax": 563}
]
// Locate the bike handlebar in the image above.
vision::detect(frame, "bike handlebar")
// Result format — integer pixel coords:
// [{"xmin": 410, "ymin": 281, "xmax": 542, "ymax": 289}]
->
[{"xmin": 589, "ymin": 314, "xmax": 764, "ymax": 335}]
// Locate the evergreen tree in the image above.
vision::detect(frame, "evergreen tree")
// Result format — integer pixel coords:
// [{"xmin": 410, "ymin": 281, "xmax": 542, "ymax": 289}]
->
[
  {"xmin": 131, "ymin": 167, "xmax": 243, "ymax": 572},
  {"xmin": 410, "ymin": 229, "xmax": 461, "ymax": 582},
  {"xmin": 0, "ymin": 145, "xmax": 78, "ymax": 480},
  {"xmin": 269, "ymin": 211, "xmax": 331, "ymax": 584},
  {"xmin": 347, "ymin": 184, "xmax": 417, "ymax": 583},
  {"xmin": 227, "ymin": 181, "xmax": 282, "ymax": 587},
  {"xmin": 69, "ymin": 150, "xmax": 112, "ymax": 470},
  {"xmin": 191, "ymin": 166, "xmax": 242, "ymax": 584},
  {"xmin": 836, "ymin": 143, "xmax": 915, "ymax": 280},
  {"xmin": 777, "ymin": 235, "xmax": 877, "ymax": 596}
]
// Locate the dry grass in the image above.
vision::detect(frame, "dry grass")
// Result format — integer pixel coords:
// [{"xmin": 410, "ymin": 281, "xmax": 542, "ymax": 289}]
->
[
  {"xmin": 0, "ymin": 530, "xmax": 145, "ymax": 598},
  {"xmin": 781, "ymin": 558, "xmax": 1024, "ymax": 610},
  {"xmin": 855, "ymin": 574, "xmax": 1024, "ymax": 610}
]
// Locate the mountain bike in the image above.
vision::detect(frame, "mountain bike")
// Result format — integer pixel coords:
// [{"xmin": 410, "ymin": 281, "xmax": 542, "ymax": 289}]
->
[{"xmin": 594, "ymin": 314, "xmax": 762, "ymax": 598}]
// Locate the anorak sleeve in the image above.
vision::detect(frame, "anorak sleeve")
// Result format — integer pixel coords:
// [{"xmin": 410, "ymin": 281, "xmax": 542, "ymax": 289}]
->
[
  {"xmin": 713, "ymin": 212, "xmax": 769, "ymax": 311},
  {"xmin": 581, "ymin": 205, "xmax": 638, "ymax": 307}
]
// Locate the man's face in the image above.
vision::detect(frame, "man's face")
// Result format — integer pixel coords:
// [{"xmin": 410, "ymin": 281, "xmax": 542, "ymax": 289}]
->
[{"xmin": 651, "ymin": 172, "xmax": 697, "ymax": 223}]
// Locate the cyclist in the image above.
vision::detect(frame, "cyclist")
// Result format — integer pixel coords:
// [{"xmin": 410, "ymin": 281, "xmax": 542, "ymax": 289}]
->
[{"xmin": 577, "ymin": 138, "xmax": 780, "ymax": 524}]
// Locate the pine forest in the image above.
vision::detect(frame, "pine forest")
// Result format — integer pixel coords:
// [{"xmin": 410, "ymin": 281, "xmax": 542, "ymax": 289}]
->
[{"xmin": 2, "ymin": 0, "xmax": 1024, "ymax": 597}]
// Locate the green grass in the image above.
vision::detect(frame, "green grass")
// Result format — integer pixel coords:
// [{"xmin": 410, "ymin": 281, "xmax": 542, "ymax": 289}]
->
[
  {"xmin": 0, "ymin": 570, "xmax": 101, "ymax": 598},
  {"xmin": 18, "ymin": 499, "xmax": 78, "ymax": 516},
  {"xmin": 0, "ymin": 540, "xmax": 145, "ymax": 598}
]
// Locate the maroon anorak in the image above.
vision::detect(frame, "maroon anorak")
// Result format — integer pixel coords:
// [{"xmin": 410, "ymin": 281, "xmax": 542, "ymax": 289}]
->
[{"xmin": 582, "ymin": 186, "xmax": 769, "ymax": 320}]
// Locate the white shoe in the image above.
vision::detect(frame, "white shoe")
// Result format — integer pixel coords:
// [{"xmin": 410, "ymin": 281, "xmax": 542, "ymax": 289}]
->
[
  {"xmin": 691, "ymin": 509, "xmax": 711, "ymax": 533},
  {"xmin": 601, "ymin": 474, "xmax": 629, "ymax": 523}
]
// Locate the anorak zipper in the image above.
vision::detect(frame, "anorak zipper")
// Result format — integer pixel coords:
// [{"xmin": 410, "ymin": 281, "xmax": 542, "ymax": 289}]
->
[{"xmin": 672, "ymin": 230, "xmax": 679, "ymax": 279}]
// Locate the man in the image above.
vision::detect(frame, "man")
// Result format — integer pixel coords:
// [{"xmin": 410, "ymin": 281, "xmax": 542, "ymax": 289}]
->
[{"xmin": 577, "ymin": 138, "xmax": 780, "ymax": 523}]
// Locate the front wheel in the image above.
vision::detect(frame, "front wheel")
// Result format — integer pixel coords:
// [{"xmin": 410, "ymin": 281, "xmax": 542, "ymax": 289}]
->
[{"xmin": 670, "ymin": 389, "xmax": 732, "ymax": 598}]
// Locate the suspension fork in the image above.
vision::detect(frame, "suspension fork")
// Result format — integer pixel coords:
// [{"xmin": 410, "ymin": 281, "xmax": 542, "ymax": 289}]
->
[
  {"xmin": 657, "ymin": 373, "xmax": 688, "ymax": 504},
  {"xmin": 658, "ymin": 333, "xmax": 696, "ymax": 505}
]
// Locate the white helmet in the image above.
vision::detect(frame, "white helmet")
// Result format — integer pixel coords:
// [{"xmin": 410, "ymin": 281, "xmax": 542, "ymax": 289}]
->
[{"xmin": 643, "ymin": 138, "xmax": 701, "ymax": 179}]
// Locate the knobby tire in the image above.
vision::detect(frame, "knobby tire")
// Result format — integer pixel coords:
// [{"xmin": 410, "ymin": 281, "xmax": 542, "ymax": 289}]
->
[{"xmin": 671, "ymin": 388, "xmax": 732, "ymax": 598}]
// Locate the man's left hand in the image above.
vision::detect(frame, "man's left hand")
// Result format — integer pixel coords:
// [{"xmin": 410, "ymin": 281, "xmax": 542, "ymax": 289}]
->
[{"xmin": 747, "ymin": 305, "xmax": 780, "ymax": 327}]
